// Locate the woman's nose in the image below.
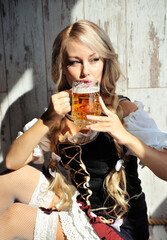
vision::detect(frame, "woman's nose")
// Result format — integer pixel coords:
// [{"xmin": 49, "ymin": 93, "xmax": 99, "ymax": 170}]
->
[{"xmin": 80, "ymin": 62, "xmax": 90, "ymax": 78}]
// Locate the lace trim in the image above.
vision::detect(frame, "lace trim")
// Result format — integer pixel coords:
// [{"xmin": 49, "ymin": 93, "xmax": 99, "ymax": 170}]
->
[
  {"xmin": 29, "ymin": 172, "xmax": 54, "ymax": 208},
  {"xmin": 34, "ymin": 208, "xmax": 58, "ymax": 240},
  {"xmin": 59, "ymin": 193, "xmax": 100, "ymax": 240}
]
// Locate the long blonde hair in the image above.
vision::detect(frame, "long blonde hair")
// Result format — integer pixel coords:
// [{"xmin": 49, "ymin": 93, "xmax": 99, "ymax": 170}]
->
[{"xmin": 50, "ymin": 20, "xmax": 129, "ymax": 218}]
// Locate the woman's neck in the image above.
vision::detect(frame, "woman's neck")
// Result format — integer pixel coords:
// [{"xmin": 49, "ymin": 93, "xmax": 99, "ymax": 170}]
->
[{"xmin": 62, "ymin": 117, "xmax": 89, "ymax": 136}]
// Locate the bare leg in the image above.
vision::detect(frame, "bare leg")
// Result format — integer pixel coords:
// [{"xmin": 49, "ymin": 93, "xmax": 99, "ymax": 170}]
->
[
  {"xmin": 57, "ymin": 216, "xmax": 68, "ymax": 240},
  {"xmin": 0, "ymin": 165, "xmax": 40, "ymax": 213},
  {"xmin": 0, "ymin": 203, "xmax": 37, "ymax": 240},
  {"xmin": 0, "ymin": 203, "xmax": 66, "ymax": 240}
]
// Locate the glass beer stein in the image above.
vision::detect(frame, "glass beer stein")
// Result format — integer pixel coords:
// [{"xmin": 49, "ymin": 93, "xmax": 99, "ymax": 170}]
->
[{"xmin": 72, "ymin": 79, "xmax": 101, "ymax": 126}]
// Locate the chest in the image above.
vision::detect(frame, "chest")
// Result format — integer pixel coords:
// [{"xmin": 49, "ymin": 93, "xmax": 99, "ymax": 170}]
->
[{"xmin": 57, "ymin": 132, "xmax": 119, "ymax": 178}]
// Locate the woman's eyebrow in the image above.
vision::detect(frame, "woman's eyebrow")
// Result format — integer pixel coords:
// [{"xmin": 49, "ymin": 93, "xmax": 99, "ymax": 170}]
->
[
  {"xmin": 68, "ymin": 53, "xmax": 98, "ymax": 59},
  {"xmin": 89, "ymin": 53, "xmax": 99, "ymax": 57},
  {"xmin": 67, "ymin": 56, "xmax": 80, "ymax": 59}
]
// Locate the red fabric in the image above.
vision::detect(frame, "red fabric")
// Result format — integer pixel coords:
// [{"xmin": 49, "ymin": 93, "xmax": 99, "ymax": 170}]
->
[{"xmin": 79, "ymin": 202, "xmax": 123, "ymax": 240}]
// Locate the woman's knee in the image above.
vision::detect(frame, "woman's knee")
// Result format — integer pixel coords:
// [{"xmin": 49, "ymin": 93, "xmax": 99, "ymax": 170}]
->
[
  {"xmin": 0, "ymin": 165, "xmax": 40, "ymax": 203},
  {"xmin": 0, "ymin": 203, "xmax": 37, "ymax": 239},
  {"xmin": 3, "ymin": 203, "xmax": 26, "ymax": 224},
  {"xmin": 0, "ymin": 203, "xmax": 25, "ymax": 236}
]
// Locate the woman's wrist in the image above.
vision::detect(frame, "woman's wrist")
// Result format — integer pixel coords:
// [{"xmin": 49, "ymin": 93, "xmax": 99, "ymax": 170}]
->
[
  {"xmin": 124, "ymin": 133, "xmax": 147, "ymax": 160},
  {"xmin": 40, "ymin": 110, "xmax": 63, "ymax": 129}
]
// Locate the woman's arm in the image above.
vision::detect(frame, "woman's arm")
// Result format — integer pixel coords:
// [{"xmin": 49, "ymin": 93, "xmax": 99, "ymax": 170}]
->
[
  {"xmin": 86, "ymin": 97, "xmax": 167, "ymax": 181},
  {"xmin": 5, "ymin": 91, "xmax": 71, "ymax": 170},
  {"xmin": 123, "ymin": 131, "xmax": 167, "ymax": 181},
  {"xmin": 5, "ymin": 119, "xmax": 50, "ymax": 169}
]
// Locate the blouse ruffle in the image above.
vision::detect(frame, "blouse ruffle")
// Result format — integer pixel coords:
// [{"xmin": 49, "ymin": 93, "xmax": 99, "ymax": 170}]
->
[{"xmin": 123, "ymin": 101, "xmax": 167, "ymax": 151}]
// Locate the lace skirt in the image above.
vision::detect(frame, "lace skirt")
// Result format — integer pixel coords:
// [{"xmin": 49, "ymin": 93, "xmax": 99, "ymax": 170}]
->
[{"xmin": 29, "ymin": 172, "xmax": 100, "ymax": 240}]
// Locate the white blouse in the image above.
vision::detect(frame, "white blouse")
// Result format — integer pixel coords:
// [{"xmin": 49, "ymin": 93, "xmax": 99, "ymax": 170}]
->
[{"xmin": 17, "ymin": 101, "xmax": 167, "ymax": 165}]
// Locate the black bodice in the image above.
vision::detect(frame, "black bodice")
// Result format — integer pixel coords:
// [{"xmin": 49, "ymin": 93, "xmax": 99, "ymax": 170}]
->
[{"xmin": 56, "ymin": 132, "xmax": 142, "ymax": 211}]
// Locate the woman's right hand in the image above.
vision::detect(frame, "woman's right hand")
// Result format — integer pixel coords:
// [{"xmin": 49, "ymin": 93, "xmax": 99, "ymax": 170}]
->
[
  {"xmin": 5, "ymin": 90, "xmax": 71, "ymax": 170},
  {"xmin": 41, "ymin": 90, "xmax": 71, "ymax": 127}
]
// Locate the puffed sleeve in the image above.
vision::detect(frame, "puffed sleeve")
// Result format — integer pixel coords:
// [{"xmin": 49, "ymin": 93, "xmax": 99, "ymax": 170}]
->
[
  {"xmin": 123, "ymin": 101, "xmax": 167, "ymax": 152},
  {"xmin": 16, "ymin": 118, "xmax": 51, "ymax": 164}
]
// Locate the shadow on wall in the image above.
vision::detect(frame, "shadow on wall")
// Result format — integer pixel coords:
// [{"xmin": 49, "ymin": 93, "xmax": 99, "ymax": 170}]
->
[
  {"xmin": 149, "ymin": 197, "xmax": 167, "ymax": 238},
  {"xmin": 0, "ymin": 69, "xmax": 35, "ymax": 173},
  {"xmin": 150, "ymin": 197, "xmax": 167, "ymax": 220},
  {"xmin": 0, "ymin": 0, "xmax": 80, "ymax": 174}
]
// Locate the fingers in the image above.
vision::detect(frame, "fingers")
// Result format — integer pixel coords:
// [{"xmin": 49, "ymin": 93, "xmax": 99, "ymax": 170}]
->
[
  {"xmin": 52, "ymin": 91, "xmax": 70, "ymax": 104},
  {"xmin": 48, "ymin": 91, "xmax": 71, "ymax": 118},
  {"xmin": 99, "ymin": 97, "xmax": 112, "ymax": 116},
  {"xmin": 86, "ymin": 121, "xmax": 111, "ymax": 132},
  {"xmin": 86, "ymin": 114, "xmax": 109, "ymax": 132},
  {"xmin": 86, "ymin": 96, "xmax": 114, "ymax": 123},
  {"xmin": 87, "ymin": 115, "xmax": 109, "ymax": 122},
  {"xmin": 55, "ymin": 91, "xmax": 71, "ymax": 99},
  {"xmin": 64, "ymin": 89, "xmax": 72, "ymax": 96},
  {"xmin": 86, "ymin": 97, "xmax": 120, "ymax": 135}
]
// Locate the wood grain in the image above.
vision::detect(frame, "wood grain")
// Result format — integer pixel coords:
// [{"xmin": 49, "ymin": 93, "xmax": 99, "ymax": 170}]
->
[{"xmin": 0, "ymin": 1, "xmax": 166, "ymax": 238}]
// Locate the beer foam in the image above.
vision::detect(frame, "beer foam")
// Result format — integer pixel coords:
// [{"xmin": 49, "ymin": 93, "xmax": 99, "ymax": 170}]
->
[{"xmin": 73, "ymin": 86, "xmax": 99, "ymax": 94}]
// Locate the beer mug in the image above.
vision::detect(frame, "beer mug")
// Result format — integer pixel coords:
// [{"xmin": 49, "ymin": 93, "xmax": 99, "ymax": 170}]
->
[{"xmin": 72, "ymin": 79, "xmax": 101, "ymax": 126}]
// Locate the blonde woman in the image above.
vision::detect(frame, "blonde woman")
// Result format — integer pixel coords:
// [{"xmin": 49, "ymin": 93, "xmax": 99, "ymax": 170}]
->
[{"xmin": 0, "ymin": 20, "xmax": 167, "ymax": 240}]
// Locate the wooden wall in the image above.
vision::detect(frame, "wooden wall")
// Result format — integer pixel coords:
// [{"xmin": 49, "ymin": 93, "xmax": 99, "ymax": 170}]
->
[{"xmin": 0, "ymin": 0, "xmax": 167, "ymax": 239}]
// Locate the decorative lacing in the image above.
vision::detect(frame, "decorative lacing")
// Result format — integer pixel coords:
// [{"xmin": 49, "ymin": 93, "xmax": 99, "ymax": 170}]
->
[
  {"xmin": 57, "ymin": 143, "xmax": 92, "ymax": 205},
  {"xmin": 56, "ymin": 142, "xmax": 120, "ymax": 218}
]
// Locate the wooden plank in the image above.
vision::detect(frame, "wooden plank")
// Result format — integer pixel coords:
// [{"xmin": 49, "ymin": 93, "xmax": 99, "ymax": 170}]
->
[
  {"xmin": 0, "ymin": 5, "xmax": 7, "ymax": 92},
  {"xmin": 1, "ymin": 0, "xmax": 48, "ymax": 140},
  {"xmin": 138, "ymin": 166, "xmax": 167, "ymax": 218},
  {"xmin": 127, "ymin": 0, "xmax": 167, "ymax": 88},
  {"xmin": 0, "ymin": 92, "xmax": 11, "ymax": 166},
  {"xmin": 128, "ymin": 86, "xmax": 167, "ymax": 238},
  {"xmin": 84, "ymin": 0, "xmax": 127, "ymax": 96},
  {"xmin": 149, "ymin": 225, "xmax": 167, "ymax": 240},
  {"xmin": 0, "ymin": 1, "xmax": 166, "ymax": 238},
  {"xmin": 129, "ymin": 87, "xmax": 167, "ymax": 238},
  {"xmin": 42, "ymin": 0, "xmax": 84, "ymax": 92}
]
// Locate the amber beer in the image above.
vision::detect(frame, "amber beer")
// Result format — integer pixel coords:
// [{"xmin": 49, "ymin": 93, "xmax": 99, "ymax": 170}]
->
[{"xmin": 72, "ymin": 80, "xmax": 101, "ymax": 126}]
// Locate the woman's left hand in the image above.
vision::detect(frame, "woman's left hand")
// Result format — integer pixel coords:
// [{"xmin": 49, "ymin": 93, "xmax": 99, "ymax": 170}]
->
[
  {"xmin": 86, "ymin": 97, "xmax": 131, "ymax": 145},
  {"xmin": 87, "ymin": 97, "xmax": 167, "ymax": 181}
]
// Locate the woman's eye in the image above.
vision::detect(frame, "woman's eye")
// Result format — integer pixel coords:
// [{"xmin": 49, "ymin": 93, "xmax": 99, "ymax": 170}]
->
[
  {"xmin": 90, "ymin": 58, "xmax": 100, "ymax": 62},
  {"xmin": 67, "ymin": 60, "xmax": 80, "ymax": 66}
]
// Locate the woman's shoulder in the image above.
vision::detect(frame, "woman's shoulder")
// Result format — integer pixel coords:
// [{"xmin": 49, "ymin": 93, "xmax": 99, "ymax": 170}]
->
[{"xmin": 118, "ymin": 96, "xmax": 138, "ymax": 118}]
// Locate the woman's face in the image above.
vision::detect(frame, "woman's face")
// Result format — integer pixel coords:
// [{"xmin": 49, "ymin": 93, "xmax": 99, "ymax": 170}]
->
[{"xmin": 63, "ymin": 39, "xmax": 104, "ymax": 87}]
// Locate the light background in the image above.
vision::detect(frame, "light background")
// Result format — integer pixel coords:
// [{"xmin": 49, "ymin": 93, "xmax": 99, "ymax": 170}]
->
[{"xmin": 0, "ymin": 1, "xmax": 167, "ymax": 239}]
